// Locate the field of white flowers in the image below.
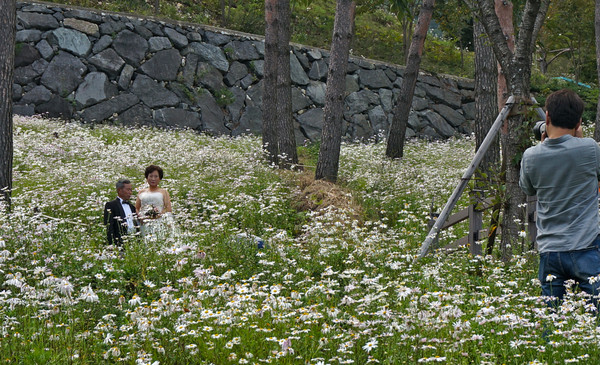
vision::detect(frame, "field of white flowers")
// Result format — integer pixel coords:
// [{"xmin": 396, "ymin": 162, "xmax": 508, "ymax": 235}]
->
[{"xmin": 2, "ymin": 115, "xmax": 600, "ymax": 364}]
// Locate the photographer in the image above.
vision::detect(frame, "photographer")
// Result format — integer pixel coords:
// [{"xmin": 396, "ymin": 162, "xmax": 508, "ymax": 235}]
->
[{"xmin": 519, "ymin": 89, "xmax": 600, "ymax": 308}]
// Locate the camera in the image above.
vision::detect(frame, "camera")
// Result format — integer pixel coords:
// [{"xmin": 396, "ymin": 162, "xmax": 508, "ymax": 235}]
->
[{"xmin": 533, "ymin": 120, "xmax": 546, "ymax": 140}]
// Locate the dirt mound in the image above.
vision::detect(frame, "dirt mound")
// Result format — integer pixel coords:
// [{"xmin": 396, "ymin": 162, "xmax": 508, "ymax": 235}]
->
[{"xmin": 291, "ymin": 172, "xmax": 362, "ymax": 216}]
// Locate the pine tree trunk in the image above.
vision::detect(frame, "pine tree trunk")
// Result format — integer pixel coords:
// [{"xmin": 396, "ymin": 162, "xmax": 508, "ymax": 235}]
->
[
  {"xmin": 386, "ymin": 0, "xmax": 435, "ymax": 159},
  {"xmin": 263, "ymin": 0, "xmax": 279, "ymax": 165},
  {"xmin": 474, "ymin": 20, "xmax": 499, "ymax": 172},
  {"xmin": 315, "ymin": 0, "xmax": 356, "ymax": 182},
  {"xmin": 0, "ymin": 0, "xmax": 15, "ymax": 209},
  {"xmin": 275, "ymin": 0, "xmax": 298, "ymax": 169}
]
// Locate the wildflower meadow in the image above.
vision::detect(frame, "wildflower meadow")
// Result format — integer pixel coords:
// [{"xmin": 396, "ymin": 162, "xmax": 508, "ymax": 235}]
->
[{"xmin": 2, "ymin": 115, "xmax": 600, "ymax": 364}]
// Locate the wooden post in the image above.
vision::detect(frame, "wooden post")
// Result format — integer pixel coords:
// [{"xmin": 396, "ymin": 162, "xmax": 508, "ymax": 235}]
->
[
  {"xmin": 527, "ymin": 195, "xmax": 537, "ymax": 249},
  {"xmin": 468, "ymin": 203, "xmax": 483, "ymax": 256}
]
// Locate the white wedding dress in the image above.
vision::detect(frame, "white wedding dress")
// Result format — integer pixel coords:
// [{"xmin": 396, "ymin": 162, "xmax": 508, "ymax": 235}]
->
[{"xmin": 138, "ymin": 191, "xmax": 176, "ymax": 240}]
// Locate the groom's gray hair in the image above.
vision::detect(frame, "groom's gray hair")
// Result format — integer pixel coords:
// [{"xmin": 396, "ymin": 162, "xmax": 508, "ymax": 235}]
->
[{"xmin": 116, "ymin": 179, "xmax": 131, "ymax": 190}]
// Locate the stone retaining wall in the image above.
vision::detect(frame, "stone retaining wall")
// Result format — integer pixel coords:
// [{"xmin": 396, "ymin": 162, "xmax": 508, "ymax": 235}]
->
[{"xmin": 14, "ymin": 1, "xmax": 476, "ymax": 143}]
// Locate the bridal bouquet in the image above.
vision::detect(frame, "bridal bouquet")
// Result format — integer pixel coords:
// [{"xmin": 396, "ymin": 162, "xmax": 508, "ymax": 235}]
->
[{"xmin": 143, "ymin": 204, "xmax": 160, "ymax": 219}]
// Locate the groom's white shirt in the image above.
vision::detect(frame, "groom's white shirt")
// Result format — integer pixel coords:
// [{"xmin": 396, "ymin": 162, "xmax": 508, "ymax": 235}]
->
[{"xmin": 119, "ymin": 198, "xmax": 135, "ymax": 233}]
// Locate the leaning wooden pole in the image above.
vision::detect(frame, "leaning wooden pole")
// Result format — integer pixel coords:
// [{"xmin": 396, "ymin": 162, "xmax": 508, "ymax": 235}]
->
[{"xmin": 418, "ymin": 96, "xmax": 515, "ymax": 258}]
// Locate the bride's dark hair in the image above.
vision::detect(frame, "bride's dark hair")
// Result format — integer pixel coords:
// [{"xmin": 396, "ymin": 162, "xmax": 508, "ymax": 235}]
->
[{"xmin": 145, "ymin": 165, "xmax": 164, "ymax": 179}]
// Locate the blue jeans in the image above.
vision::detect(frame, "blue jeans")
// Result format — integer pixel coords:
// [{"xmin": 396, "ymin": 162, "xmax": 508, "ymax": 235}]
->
[{"xmin": 538, "ymin": 235, "xmax": 600, "ymax": 308}]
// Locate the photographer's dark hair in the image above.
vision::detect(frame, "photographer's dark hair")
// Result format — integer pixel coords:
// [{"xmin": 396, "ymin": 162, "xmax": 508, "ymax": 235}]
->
[
  {"xmin": 545, "ymin": 89, "xmax": 584, "ymax": 129},
  {"xmin": 145, "ymin": 165, "xmax": 164, "ymax": 179}
]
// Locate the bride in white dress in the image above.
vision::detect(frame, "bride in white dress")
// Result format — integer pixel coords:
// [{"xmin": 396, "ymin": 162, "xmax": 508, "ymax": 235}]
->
[{"xmin": 135, "ymin": 165, "xmax": 175, "ymax": 240}]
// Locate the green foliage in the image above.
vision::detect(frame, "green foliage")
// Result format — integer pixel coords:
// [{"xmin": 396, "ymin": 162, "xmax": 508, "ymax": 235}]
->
[
  {"xmin": 213, "ymin": 87, "xmax": 235, "ymax": 107},
  {"xmin": 531, "ymin": 74, "xmax": 599, "ymax": 123}
]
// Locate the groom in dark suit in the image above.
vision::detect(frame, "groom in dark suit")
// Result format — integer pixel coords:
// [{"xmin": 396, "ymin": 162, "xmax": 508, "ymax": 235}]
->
[{"xmin": 104, "ymin": 179, "xmax": 138, "ymax": 246}]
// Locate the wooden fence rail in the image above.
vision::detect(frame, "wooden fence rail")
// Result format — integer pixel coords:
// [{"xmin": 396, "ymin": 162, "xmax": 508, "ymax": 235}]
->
[{"xmin": 429, "ymin": 195, "xmax": 537, "ymax": 255}]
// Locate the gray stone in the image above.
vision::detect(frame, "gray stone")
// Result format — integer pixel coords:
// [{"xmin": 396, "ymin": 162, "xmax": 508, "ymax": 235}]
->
[
  {"xmin": 166, "ymin": 82, "xmax": 197, "ymax": 105},
  {"xmin": 351, "ymin": 113, "xmax": 373, "ymax": 141},
  {"xmin": 186, "ymin": 42, "xmax": 229, "ymax": 72},
  {"xmin": 20, "ymin": 85, "xmax": 52, "ymax": 104},
  {"xmin": 17, "ymin": 12, "xmax": 59, "ymax": 30},
  {"xmin": 424, "ymin": 110, "xmax": 456, "ymax": 138},
  {"xmin": 379, "ymin": 88, "xmax": 393, "ymax": 113},
  {"xmin": 369, "ymin": 105, "xmax": 388, "ymax": 134},
  {"xmin": 99, "ymin": 21, "xmax": 126, "ymax": 35},
  {"xmin": 112, "ymin": 30, "xmax": 148, "ymax": 66},
  {"xmin": 418, "ymin": 74, "xmax": 442, "ymax": 87},
  {"xmin": 224, "ymin": 61, "xmax": 248, "ymax": 86},
  {"xmin": 345, "ymin": 75, "xmax": 359, "ymax": 95},
  {"xmin": 12, "ymin": 84, "xmax": 22, "ymax": 101},
  {"xmin": 234, "ymin": 105, "xmax": 262, "ymax": 136},
  {"xmin": 384, "ymin": 68, "xmax": 397, "ymax": 82},
  {"xmin": 423, "ymin": 126, "xmax": 442, "ymax": 139},
  {"xmin": 292, "ymin": 87, "xmax": 311, "ymax": 112},
  {"xmin": 118, "ymin": 103, "xmax": 152, "ymax": 126},
  {"xmin": 346, "ymin": 62, "xmax": 360, "ymax": 73},
  {"xmin": 15, "ymin": 44, "xmax": 41, "ymax": 67},
  {"xmin": 345, "ymin": 91, "xmax": 370, "ymax": 116},
  {"xmin": 307, "ymin": 81, "xmax": 326, "ymax": 106},
  {"xmin": 422, "ymin": 84, "xmax": 462, "ymax": 108},
  {"xmin": 16, "ymin": 29, "xmax": 42, "ymax": 43},
  {"xmin": 148, "ymin": 36, "xmax": 172, "ymax": 52},
  {"xmin": 164, "ymin": 27, "xmax": 188, "ymax": 49},
  {"xmin": 412, "ymin": 96, "xmax": 428, "ymax": 111},
  {"xmin": 118, "ymin": 64, "xmax": 135, "ymax": 89},
  {"xmin": 143, "ymin": 21, "xmax": 164, "ymax": 36},
  {"xmin": 462, "ymin": 101, "xmax": 475, "ymax": 121},
  {"xmin": 225, "ymin": 86, "xmax": 246, "ymax": 123},
  {"xmin": 352, "ymin": 58, "xmax": 375, "ymax": 70},
  {"xmin": 131, "ymin": 75, "xmax": 179, "ymax": 108},
  {"xmin": 14, "ymin": 58, "xmax": 48, "ymax": 85},
  {"xmin": 197, "ymin": 92, "xmax": 228, "ymax": 135},
  {"xmin": 297, "ymin": 108, "xmax": 323, "ymax": 142},
  {"xmin": 290, "ymin": 53, "xmax": 309, "ymax": 86},
  {"xmin": 40, "ymin": 51, "xmax": 86, "ymax": 96},
  {"xmin": 204, "ymin": 31, "xmax": 231, "ymax": 46},
  {"xmin": 307, "ymin": 49, "xmax": 322, "ymax": 60},
  {"xmin": 36, "ymin": 94, "xmax": 74, "ymax": 119},
  {"xmin": 64, "ymin": 9, "xmax": 103, "ymax": 23},
  {"xmin": 294, "ymin": 50, "xmax": 310, "ymax": 69},
  {"xmin": 181, "ymin": 53, "xmax": 199, "ymax": 87},
  {"xmin": 20, "ymin": 4, "xmax": 54, "ymax": 13},
  {"xmin": 49, "ymin": 28, "xmax": 91, "ymax": 57},
  {"xmin": 13, "ymin": 104, "xmax": 35, "ymax": 116},
  {"xmin": 405, "ymin": 127, "xmax": 416, "ymax": 139},
  {"xmin": 75, "ymin": 72, "xmax": 118, "ymax": 107},
  {"xmin": 408, "ymin": 113, "xmax": 428, "ymax": 131},
  {"xmin": 92, "ymin": 35, "xmax": 113, "ymax": 54},
  {"xmin": 197, "ymin": 62, "xmax": 226, "ymax": 93},
  {"xmin": 431, "ymin": 104, "xmax": 466, "ymax": 127},
  {"xmin": 140, "ymin": 48, "xmax": 181, "ymax": 81},
  {"xmin": 457, "ymin": 78, "xmax": 475, "ymax": 90},
  {"xmin": 251, "ymin": 60, "xmax": 264, "ymax": 78},
  {"xmin": 81, "ymin": 93, "xmax": 140, "ymax": 122},
  {"xmin": 135, "ymin": 25, "xmax": 154, "ymax": 40},
  {"xmin": 246, "ymin": 80, "xmax": 263, "ymax": 106},
  {"xmin": 358, "ymin": 69, "xmax": 393, "ymax": 89},
  {"xmin": 154, "ymin": 108, "xmax": 201, "ymax": 129},
  {"xmin": 225, "ymin": 40, "xmax": 260, "ymax": 61},
  {"xmin": 239, "ymin": 74, "xmax": 254, "ymax": 89},
  {"xmin": 63, "ymin": 18, "xmax": 99, "ymax": 36},
  {"xmin": 253, "ymin": 40, "xmax": 265, "ymax": 56},
  {"xmin": 89, "ymin": 48, "xmax": 125, "ymax": 77},
  {"xmin": 187, "ymin": 32, "xmax": 202, "ymax": 42},
  {"xmin": 36, "ymin": 39, "xmax": 54, "ymax": 60},
  {"xmin": 308, "ymin": 59, "xmax": 328, "ymax": 81}
]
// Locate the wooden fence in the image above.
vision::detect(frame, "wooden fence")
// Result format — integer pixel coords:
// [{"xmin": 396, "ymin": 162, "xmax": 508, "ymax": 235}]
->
[{"xmin": 429, "ymin": 195, "xmax": 537, "ymax": 255}]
